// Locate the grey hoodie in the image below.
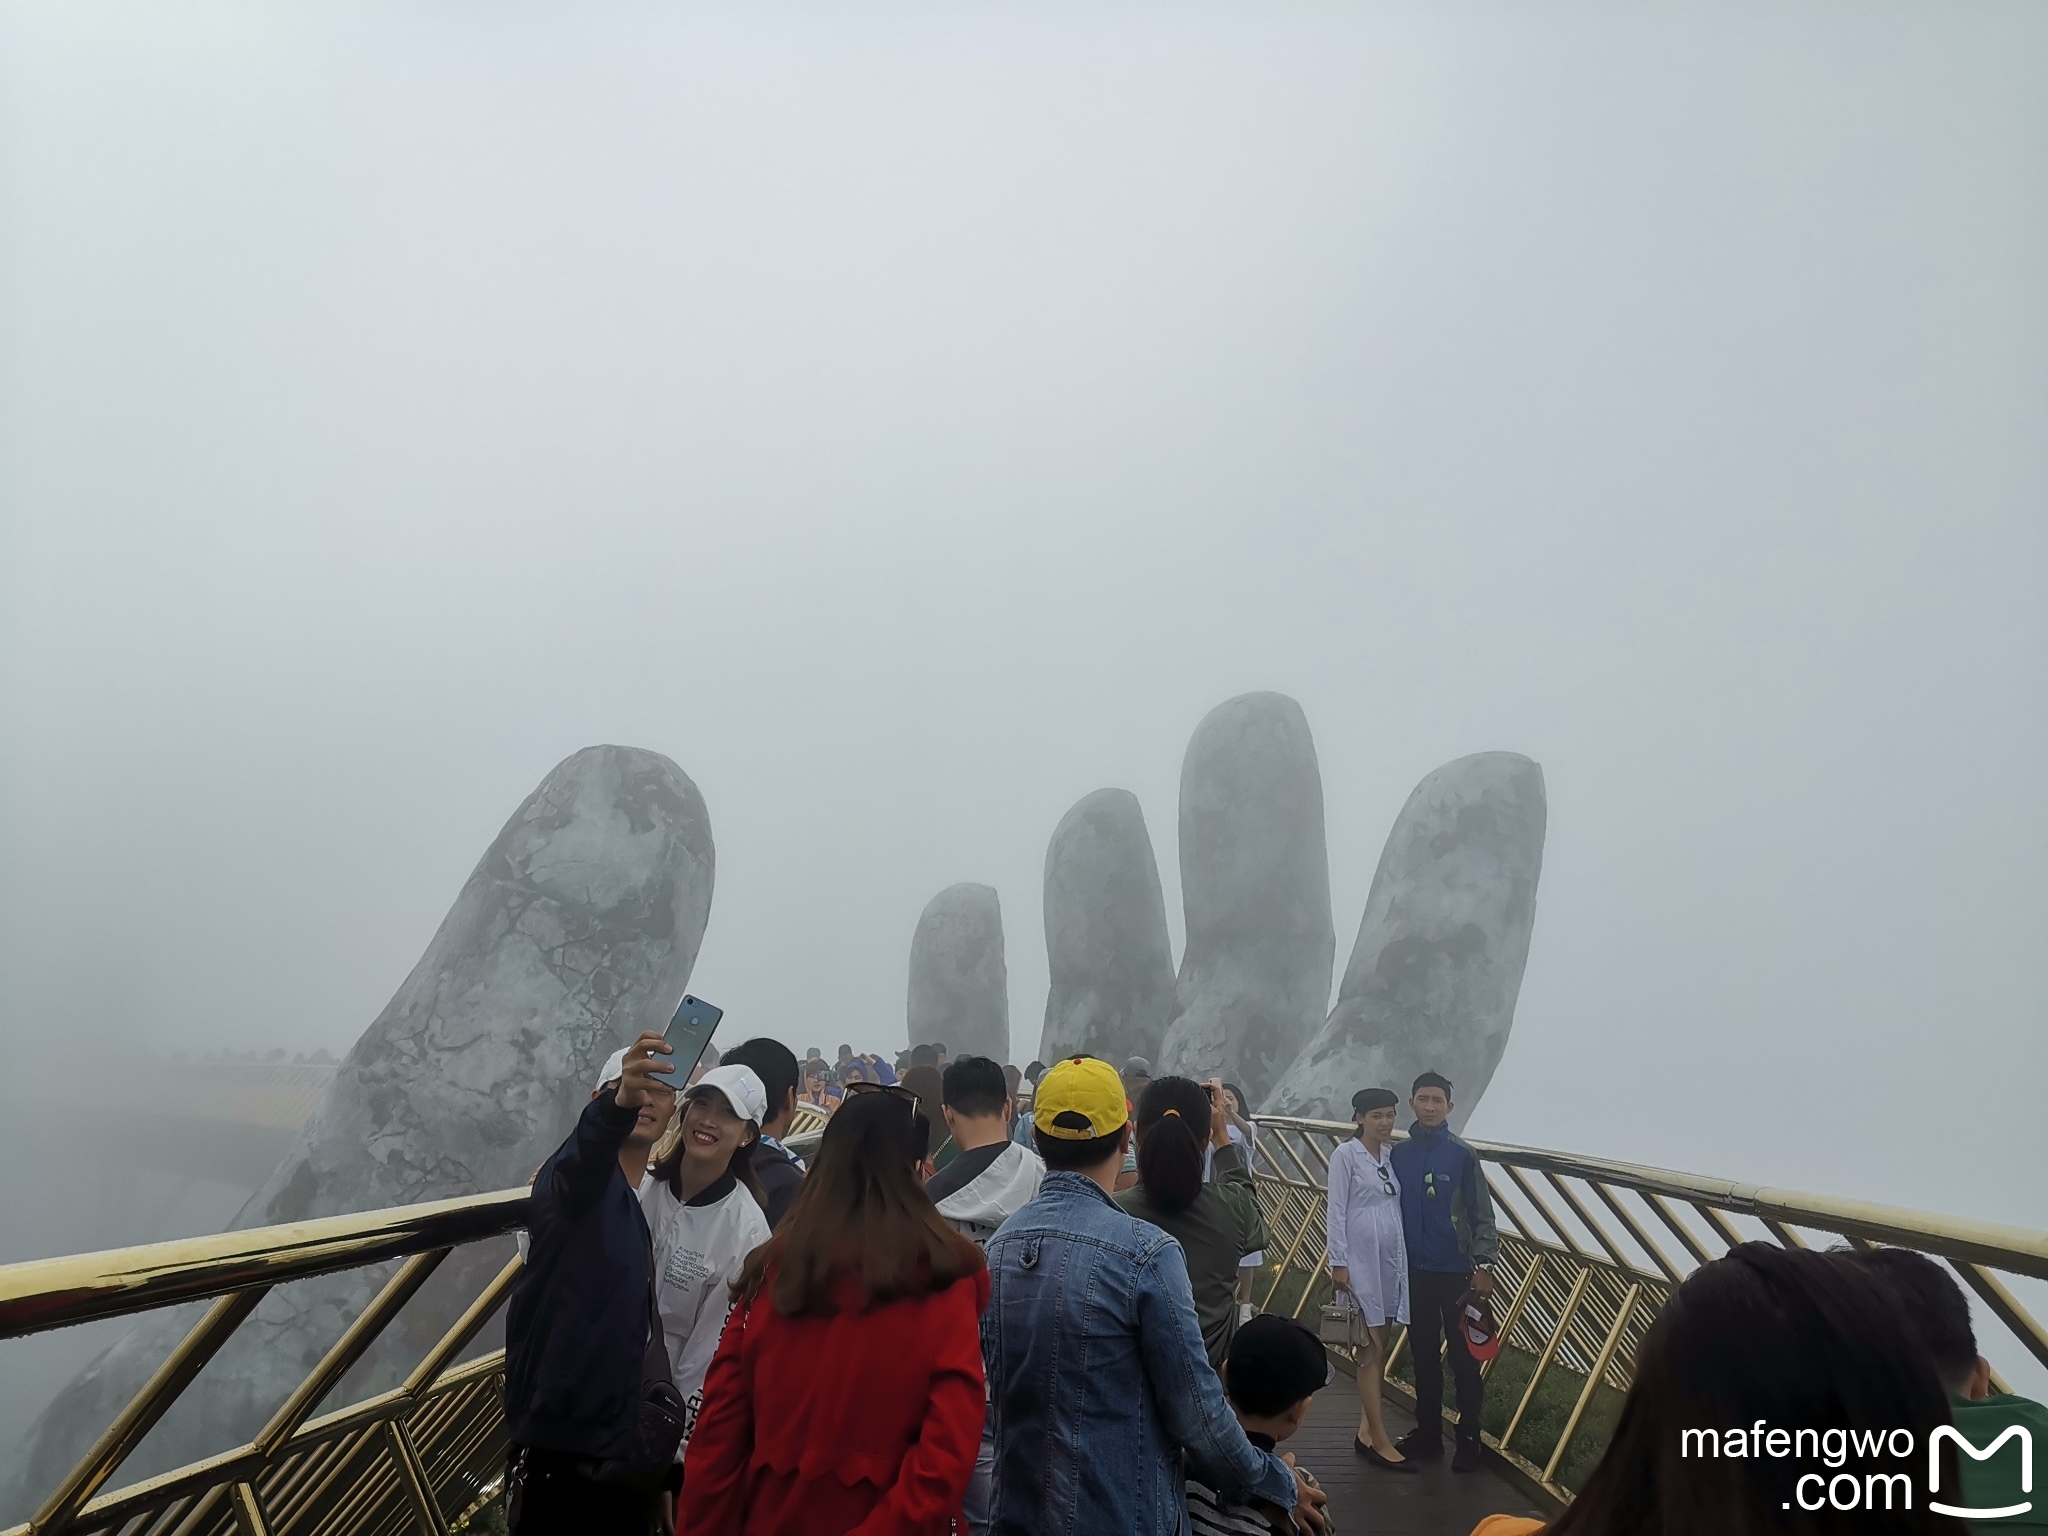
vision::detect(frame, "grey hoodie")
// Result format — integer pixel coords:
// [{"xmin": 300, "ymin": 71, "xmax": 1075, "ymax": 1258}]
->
[{"xmin": 934, "ymin": 1141, "xmax": 1045, "ymax": 1246}]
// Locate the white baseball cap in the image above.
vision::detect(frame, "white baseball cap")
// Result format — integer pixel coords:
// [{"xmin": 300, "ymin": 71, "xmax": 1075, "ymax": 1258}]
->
[{"xmin": 684, "ymin": 1063, "xmax": 768, "ymax": 1125}]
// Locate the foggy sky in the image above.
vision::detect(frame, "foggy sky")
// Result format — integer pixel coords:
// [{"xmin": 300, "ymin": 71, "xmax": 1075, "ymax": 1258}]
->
[{"xmin": 3, "ymin": 0, "xmax": 2044, "ymax": 1236}]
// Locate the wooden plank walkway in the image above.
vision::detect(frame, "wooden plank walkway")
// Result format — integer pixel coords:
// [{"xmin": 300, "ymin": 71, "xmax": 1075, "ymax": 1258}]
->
[{"xmin": 1286, "ymin": 1381, "xmax": 1551, "ymax": 1536}]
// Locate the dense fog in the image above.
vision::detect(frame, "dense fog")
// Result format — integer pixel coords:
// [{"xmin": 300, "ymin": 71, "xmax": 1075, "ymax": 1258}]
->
[{"xmin": 1, "ymin": 0, "xmax": 2043, "ymax": 1494}]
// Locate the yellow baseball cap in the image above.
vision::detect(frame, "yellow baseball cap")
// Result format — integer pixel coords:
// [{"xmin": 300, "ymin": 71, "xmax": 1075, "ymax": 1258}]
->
[{"xmin": 1032, "ymin": 1055, "xmax": 1130, "ymax": 1140}]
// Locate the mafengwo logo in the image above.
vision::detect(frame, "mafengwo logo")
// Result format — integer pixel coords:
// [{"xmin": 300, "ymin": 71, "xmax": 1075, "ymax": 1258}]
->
[{"xmin": 1930, "ymin": 1425, "xmax": 2033, "ymax": 1521}]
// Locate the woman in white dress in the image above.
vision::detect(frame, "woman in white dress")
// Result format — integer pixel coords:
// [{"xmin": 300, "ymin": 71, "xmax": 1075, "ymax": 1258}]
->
[
  {"xmin": 640, "ymin": 1063, "xmax": 776, "ymax": 1523},
  {"xmin": 1327, "ymin": 1086, "xmax": 1413, "ymax": 1471}
]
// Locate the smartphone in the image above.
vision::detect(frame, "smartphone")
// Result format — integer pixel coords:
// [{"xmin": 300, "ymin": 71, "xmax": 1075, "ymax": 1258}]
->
[{"xmin": 663, "ymin": 994, "xmax": 724, "ymax": 1081}]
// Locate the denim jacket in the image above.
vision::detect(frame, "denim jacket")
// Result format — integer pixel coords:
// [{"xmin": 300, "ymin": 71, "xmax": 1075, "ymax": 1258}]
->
[{"xmin": 983, "ymin": 1171, "xmax": 1298, "ymax": 1536}]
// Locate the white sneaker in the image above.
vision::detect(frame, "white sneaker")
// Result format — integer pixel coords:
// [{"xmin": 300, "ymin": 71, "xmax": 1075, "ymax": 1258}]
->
[{"xmin": 1239, "ymin": 1302, "xmax": 1254, "ymax": 1324}]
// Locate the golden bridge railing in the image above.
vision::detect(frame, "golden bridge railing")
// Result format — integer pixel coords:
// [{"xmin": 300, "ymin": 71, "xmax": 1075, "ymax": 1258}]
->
[
  {"xmin": 0, "ymin": 1191, "xmax": 531, "ymax": 1536},
  {"xmin": 1247, "ymin": 1116, "xmax": 2048, "ymax": 1507},
  {"xmin": 13, "ymin": 1114, "xmax": 2046, "ymax": 1531}
]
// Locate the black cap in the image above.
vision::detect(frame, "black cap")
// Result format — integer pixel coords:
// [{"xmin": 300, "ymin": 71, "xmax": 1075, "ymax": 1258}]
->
[
  {"xmin": 1224, "ymin": 1315, "xmax": 1332, "ymax": 1417},
  {"xmin": 1351, "ymin": 1087, "xmax": 1398, "ymax": 1114}
]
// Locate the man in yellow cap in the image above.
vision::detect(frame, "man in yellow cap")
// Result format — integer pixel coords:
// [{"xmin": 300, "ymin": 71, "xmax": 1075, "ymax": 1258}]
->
[{"xmin": 975, "ymin": 1057, "xmax": 1324, "ymax": 1536}]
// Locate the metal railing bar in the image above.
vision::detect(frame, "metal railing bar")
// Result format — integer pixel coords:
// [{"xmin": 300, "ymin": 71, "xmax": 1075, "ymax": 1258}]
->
[
  {"xmin": 1503, "ymin": 1166, "xmax": 1588, "ymax": 1257},
  {"xmin": 1255, "ymin": 1118, "xmax": 2048, "ymax": 1280},
  {"xmin": 1265, "ymin": 1133, "xmax": 1324, "ymax": 1190},
  {"xmin": 1689, "ymin": 1201, "xmax": 1748, "ymax": 1253},
  {"xmin": 1484, "ymin": 1176, "xmax": 1540, "ymax": 1245},
  {"xmin": 1641, "ymin": 1192, "xmax": 1714, "ymax": 1267},
  {"xmin": 310, "ymin": 1443, "xmax": 404, "ymax": 1536},
  {"xmin": 272, "ymin": 1430, "xmax": 378, "ymax": 1536},
  {"xmin": 0, "ymin": 1193, "xmax": 529, "ymax": 1341},
  {"xmin": 225, "ymin": 1485, "xmax": 268, "ymax": 1536},
  {"xmin": 1501, "ymin": 1267, "xmax": 1593, "ymax": 1451},
  {"xmin": 31, "ymin": 1288, "xmax": 273, "ymax": 1536},
  {"xmin": 380, "ymin": 1424, "xmax": 447, "ymax": 1536},
  {"xmin": 1247, "ymin": 1135, "xmax": 1298, "ymax": 1186},
  {"xmin": 419, "ymin": 1409, "xmax": 503, "ymax": 1514},
  {"xmin": 1481, "ymin": 1254, "xmax": 1547, "ymax": 1382},
  {"xmin": 1291, "ymin": 1132, "xmax": 1334, "ymax": 1175},
  {"xmin": 161, "ymin": 1483, "xmax": 229, "ymax": 1536},
  {"xmin": 416, "ymin": 1404, "xmax": 495, "ymax": 1497},
  {"xmin": 254, "ymin": 1250, "xmax": 451, "ymax": 1457},
  {"xmin": 1541, "ymin": 1284, "xmax": 1641, "ymax": 1485},
  {"xmin": 1588, "ymin": 1183, "xmax": 1681, "ymax": 1282},
  {"xmin": 1763, "ymin": 1221, "xmax": 1814, "ymax": 1250},
  {"xmin": 259, "ymin": 1437, "xmax": 351, "ymax": 1533},
  {"xmin": 1262, "ymin": 1206, "xmax": 1325, "ymax": 1317},
  {"xmin": 50, "ymin": 1357, "xmax": 508, "ymax": 1535},
  {"xmin": 1955, "ymin": 1263, "xmax": 2048, "ymax": 1375},
  {"xmin": 1541, "ymin": 1173, "xmax": 1636, "ymax": 1273}
]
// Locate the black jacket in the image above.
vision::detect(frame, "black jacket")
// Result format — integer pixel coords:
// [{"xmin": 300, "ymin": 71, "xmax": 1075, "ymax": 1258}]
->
[
  {"xmin": 749, "ymin": 1138, "xmax": 804, "ymax": 1230},
  {"xmin": 504, "ymin": 1093, "xmax": 652, "ymax": 1460}
]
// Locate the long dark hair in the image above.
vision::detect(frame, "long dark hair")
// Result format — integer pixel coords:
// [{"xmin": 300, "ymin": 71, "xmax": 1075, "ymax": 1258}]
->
[
  {"xmin": 647, "ymin": 1093, "xmax": 766, "ymax": 1207},
  {"xmin": 732, "ymin": 1089, "xmax": 981, "ymax": 1317},
  {"xmin": 1548, "ymin": 1243, "xmax": 1963, "ymax": 1536},
  {"xmin": 1134, "ymin": 1076, "xmax": 1212, "ymax": 1217}
]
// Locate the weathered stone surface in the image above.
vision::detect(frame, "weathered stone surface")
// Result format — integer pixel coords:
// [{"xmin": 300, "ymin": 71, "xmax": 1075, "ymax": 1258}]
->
[
  {"xmin": 1038, "ymin": 789, "xmax": 1177, "ymax": 1067},
  {"xmin": 907, "ymin": 883, "xmax": 1009, "ymax": 1063},
  {"xmin": 1265, "ymin": 751, "xmax": 1545, "ymax": 1131},
  {"xmin": 9, "ymin": 745, "xmax": 715, "ymax": 1507},
  {"xmin": 1157, "ymin": 693, "xmax": 1334, "ymax": 1105}
]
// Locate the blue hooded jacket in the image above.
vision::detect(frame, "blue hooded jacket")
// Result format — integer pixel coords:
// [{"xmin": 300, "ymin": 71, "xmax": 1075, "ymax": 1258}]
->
[{"xmin": 1390, "ymin": 1120, "xmax": 1499, "ymax": 1275}]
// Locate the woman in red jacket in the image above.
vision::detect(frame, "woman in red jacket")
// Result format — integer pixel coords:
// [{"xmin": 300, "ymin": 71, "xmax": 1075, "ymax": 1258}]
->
[{"xmin": 679, "ymin": 1086, "xmax": 989, "ymax": 1536}]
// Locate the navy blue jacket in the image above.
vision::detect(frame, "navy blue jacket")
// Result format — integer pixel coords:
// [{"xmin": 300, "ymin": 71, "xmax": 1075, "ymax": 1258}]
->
[
  {"xmin": 504, "ymin": 1092, "xmax": 653, "ymax": 1460},
  {"xmin": 1390, "ymin": 1121, "xmax": 1499, "ymax": 1275}
]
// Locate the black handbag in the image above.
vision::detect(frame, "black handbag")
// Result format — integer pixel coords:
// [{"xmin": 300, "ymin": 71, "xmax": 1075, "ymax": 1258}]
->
[{"xmin": 587, "ymin": 1245, "xmax": 689, "ymax": 1489}]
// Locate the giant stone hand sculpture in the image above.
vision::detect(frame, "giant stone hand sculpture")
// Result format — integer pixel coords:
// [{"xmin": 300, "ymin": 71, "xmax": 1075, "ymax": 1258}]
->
[
  {"xmin": 1157, "ymin": 693, "xmax": 1335, "ymax": 1105},
  {"xmin": 1265, "ymin": 751, "xmax": 1545, "ymax": 1131},
  {"xmin": 1038, "ymin": 788, "xmax": 1177, "ymax": 1067},
  {"xmin": 9, "ymin": 744, "xmax": 715, "ymax": 1504},
  {"xmin": 906, "ymin": 882, "xmax": 1009, "ymax": 1063}
]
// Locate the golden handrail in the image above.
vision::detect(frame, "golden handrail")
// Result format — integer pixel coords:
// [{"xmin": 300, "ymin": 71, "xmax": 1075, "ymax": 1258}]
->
[
  {"xmin": 0, "ymin": 1192, "xmax": 531, "ymax": 1536},
  {"xmin": 0, "ymin": 1189, "xmax": 531, "ymax": 1340},
  {"xmin": 1245, "ymin": 1114, "xmax": 2048, "ymax": 1507},
  {"xmin": 9, "ymin": 1117, "xmax": 2043, "ymax": 1531}
]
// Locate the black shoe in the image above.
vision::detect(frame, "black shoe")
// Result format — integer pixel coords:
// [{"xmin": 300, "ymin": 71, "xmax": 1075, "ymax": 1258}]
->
[
  {"xmin": 1452, "ymin": 1438, "xmax": 1484, "ymax": 1473},
  {"xmin": 1357, "ymin": 1440, "xmax": 1421, "ymax": 1473},
  {"xmin": 1394, "ymin": 1428, "xmax": 1443, "ymax": 1462}
]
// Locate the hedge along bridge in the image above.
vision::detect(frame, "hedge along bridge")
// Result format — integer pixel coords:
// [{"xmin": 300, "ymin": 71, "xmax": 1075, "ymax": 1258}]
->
[{"xmin": 2, "ymin": 1103, "xmax": 2045, "ymax": 1536}]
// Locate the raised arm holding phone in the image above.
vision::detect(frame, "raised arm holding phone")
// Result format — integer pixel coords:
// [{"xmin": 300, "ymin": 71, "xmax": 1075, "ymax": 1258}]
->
[{"xmin": 502, "ymin": 999, "xmax": 719, "ymax": 1536}]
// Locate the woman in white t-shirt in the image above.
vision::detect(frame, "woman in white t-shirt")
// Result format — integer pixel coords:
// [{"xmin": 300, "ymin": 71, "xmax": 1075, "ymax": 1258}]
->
[{"xmin": 640, "ymin": 1062, "xmax": 775, "ymax": 1514}]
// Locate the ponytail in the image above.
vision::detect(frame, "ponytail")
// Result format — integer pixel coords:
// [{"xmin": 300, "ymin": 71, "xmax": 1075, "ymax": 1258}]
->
[{"xmin": 1134, "ymin": 1077, "xmax": 1213, "ymax": 1216}]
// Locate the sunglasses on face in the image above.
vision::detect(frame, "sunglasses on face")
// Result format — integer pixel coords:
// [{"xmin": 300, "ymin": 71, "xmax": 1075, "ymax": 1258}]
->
[{"xmin": 842, "ymin": 1080, "xmax": 916, "ymax": 1103}]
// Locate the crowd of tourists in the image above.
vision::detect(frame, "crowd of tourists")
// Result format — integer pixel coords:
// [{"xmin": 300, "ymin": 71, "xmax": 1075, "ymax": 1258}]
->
[{"xmin": 500, "ymin": 1028, "xmax": 2045, "ymax": 1536}]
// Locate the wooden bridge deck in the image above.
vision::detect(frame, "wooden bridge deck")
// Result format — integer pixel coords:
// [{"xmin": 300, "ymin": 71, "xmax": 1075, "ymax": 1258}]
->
[{"xmin": 1290, "ymin": 1380, "xmax": 1551, "ymax": 1536}]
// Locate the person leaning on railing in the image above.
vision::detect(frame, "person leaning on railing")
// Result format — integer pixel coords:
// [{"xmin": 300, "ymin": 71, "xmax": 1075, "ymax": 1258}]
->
[{"xmin": 502, "ymin": 1031, "xmax": 679, "ymax": 1535}]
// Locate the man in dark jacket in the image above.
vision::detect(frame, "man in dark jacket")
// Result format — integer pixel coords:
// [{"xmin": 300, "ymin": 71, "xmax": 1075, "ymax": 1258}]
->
[
  {"xmin": 1389, "ymin": 1070, "xmax": 1498, "ymax": 1473},
  {"xmin": 719, "ymin": 1037, "xmax": 805, "ymax": 1228},
  {"xmin": 504, "ymin": 1030, "xmax": 675, "ymax": 1533}
]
